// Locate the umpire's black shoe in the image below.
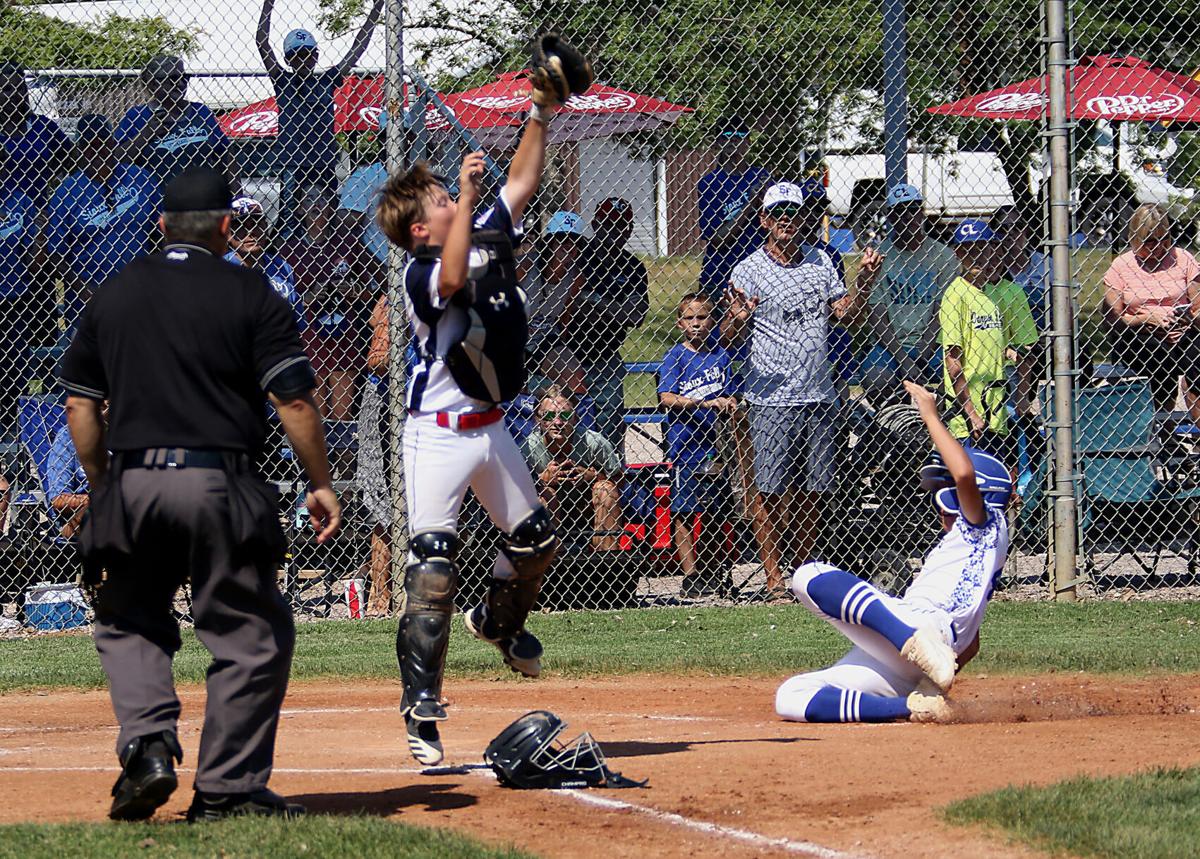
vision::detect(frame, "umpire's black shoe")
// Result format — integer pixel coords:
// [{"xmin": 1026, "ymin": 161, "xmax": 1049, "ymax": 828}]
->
[
  {"xmin": 109, "ymin": 731, "xmax": 182, "ymax": 821},
  {"xmin": 186, "ymin": 788, "xmax": 305, "ymax": 823}
]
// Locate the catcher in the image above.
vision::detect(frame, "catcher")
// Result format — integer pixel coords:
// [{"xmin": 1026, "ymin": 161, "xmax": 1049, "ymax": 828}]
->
[
  {"xmin": 775, "ymin": 381, "xmax": 1011, "ymax": 723},
  {"xmin": 375, "ymin": 35, "xmax": 592, "ymax": 766}
]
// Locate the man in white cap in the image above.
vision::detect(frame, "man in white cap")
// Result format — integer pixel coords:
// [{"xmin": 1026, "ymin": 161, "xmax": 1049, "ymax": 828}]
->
[
  {"xmin": 722, "ymin": 181, "xmax": 879, "ymax": 598},
  {"xmin": 860, "ymin": 183, "xmax": 959, "ymax": 403},
  {"xmin": 256, "ymin": 0, "xmax": 383, "ymax": 238}
]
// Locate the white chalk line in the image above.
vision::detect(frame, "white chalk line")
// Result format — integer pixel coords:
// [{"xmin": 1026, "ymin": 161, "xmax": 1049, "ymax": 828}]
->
[
  {"xmin": 279, "ymin": 705, "xmax": 708, "ymax": 723},
  {"xmin": 0, "ymin": 762, "xmax": 866, "ymax": 857},
  {"xmin": 558, "ymin": 789, "xmax": 868, "ymax": 859}
]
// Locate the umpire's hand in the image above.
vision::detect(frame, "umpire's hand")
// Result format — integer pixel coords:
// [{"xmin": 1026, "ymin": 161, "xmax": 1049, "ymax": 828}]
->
[{"xmin": 306, "ymin": 485, "xmax": 342, "ymax": 544}]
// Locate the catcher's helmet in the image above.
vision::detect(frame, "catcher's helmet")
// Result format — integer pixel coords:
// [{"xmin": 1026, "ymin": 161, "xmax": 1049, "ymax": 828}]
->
[
  {"xmin": 484, "ymin": 710, "xmax": 645, "ymax": 789},
  {"xmin": 918, "ymin": 447, "xmax": 1012, "ymax": 514}
]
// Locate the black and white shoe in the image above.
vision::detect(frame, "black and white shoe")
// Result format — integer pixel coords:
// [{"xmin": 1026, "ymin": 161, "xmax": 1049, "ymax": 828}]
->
[
  {"xmin": 186, "ymin": 788, "xmax": 304, "ymax": 823},
  {"xmin": 403, "ymin": 699, "xmax": 447, "ymax": 766},
  {"xmin": 464, "ymin": 604, "xmax": 542, "ymax": 678}
]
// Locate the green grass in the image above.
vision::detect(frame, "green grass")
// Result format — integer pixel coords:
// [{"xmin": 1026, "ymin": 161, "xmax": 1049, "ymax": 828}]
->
[
  {"xmin": 618, "ymin": 248, "xmax": 1119, "ymax": 408},
  {"xmin": 3, "ymin": 602, "xmax": 1199, "ymax": 693},
  {"xmin": 0, "ymin": 816, "xmax": 535, "ymax": 859},
  {"xmin": 945, "ymin": 767, "xmax": 1200, "ymax": 859}
]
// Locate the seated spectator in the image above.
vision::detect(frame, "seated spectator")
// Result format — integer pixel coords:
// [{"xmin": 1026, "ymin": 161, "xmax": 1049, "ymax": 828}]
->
[
  {"xmin": 522, "ymin": 386, "xmax": 622, "ymax": 551},
  {"xmin": 0, "ymin": 147, "xmax": 36, "ymax": 435},
  {"xmin": 525, "ymin": 212, "xmax": 587, "ymax": 394},
  {"xmin": 257, "ymin": 0, "xmax": 382, "ymax": 238},
  {"xmin": 659, "ymin": 292, "xmax": 739, "ymax": 597},
  {"xmin": 994, "ymin": 203, "xmax": 1048, "ymax": 332},
  {"xmin": 861, "ymin": 183, "xmax": 959, "ymax": 403},
  {"xmin": 0, "ymin": 62, "xmax": 70, "ymax": 205},
  {"xmin": 281, "ymin": 184, "xmax": 382, "ymax": 425},
  {"xmin": 941, "ymin": 219, "xmax": 1036, "ymax": 465},
  {"xmin": 116, "ymin": 55, "xmax": 234, "ymax": 190},
  {"xmin": 48, "ymin": 424, "xmax": 89, "ymax": 538},
  {"xmin": 46, "ymin": 115, "xmax": 161, "ymax": 331},
  {"xmin": 1103, "ymin": 203, "xmax": 1200, "ymax": 421},
  {"xmin": 572, "ymin": 197, "xmax": 648, "ymax": 453},
  {"xmin": 225, "ymin": 195, "xmax": 305, "ymax": 327},
  {"xmin": 339, "ymin": 111, "xmax": 388, "ymax": 265}
]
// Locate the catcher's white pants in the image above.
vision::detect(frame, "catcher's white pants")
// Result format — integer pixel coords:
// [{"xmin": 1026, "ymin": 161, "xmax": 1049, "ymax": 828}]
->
[
  {"xmin": 775, "ymin": 562, "xmax": 953, "ymax": 721},
  {"xmin": 402, "ymin": 413, "xmax": 541, "ymax": 579}
]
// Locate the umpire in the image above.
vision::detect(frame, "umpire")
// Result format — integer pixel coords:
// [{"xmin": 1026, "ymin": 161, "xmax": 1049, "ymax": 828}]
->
[{"xmin": 60, "ymin": 166, "xmax": 341, "ymax": 822}]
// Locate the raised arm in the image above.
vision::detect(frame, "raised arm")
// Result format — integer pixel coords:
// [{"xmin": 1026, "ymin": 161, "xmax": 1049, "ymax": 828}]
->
[
  {"xmin": 502, "ymin": 106, "xmax": 557, "ymax": 225},
  {"xmin": 438, "ymin": 151, "xmax": 484, "ymax": 301},
  {"xmin": 256, "ymin": 0, "xmax": 283, "ymax": 77},
  {"xmin": 335, "ymin": 0, "xmax": 383, "ymax": 76},
  {"xmin": 905, "ymin": 381, "xmax": 985, "ymax": 526}
]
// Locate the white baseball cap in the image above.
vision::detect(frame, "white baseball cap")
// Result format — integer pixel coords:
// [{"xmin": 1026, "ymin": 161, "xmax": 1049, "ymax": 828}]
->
[{"xmin": 761, "ymin": 182, "xmax": 810, "ymax": 210}]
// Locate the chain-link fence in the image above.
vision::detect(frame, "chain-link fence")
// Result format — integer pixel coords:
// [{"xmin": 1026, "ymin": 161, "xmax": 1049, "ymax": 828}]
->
[{"xmin": 3, "ymin": 0, "xmax": 1200, "ymax": 632}]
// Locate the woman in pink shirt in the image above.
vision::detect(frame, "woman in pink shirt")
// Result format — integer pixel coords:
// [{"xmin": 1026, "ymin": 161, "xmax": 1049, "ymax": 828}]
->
[{"xmin": 1103, "ymin": 203, "xmax": 1200, "ymax": 418}]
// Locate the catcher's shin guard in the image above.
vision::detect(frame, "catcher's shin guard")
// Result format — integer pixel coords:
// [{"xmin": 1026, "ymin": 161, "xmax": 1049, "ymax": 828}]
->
[
  {"xmin": 397, "ymin": 530, "xmax": 460, "ymax": 712},
  {"xmin": 486, "ymin": 507, "xmax": 558, "ymax": 638}
]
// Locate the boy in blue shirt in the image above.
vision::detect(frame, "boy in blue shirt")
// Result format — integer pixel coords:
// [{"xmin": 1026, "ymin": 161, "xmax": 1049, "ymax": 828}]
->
[
  {"xmin": 224, "ymin": 196, "xmax": 305, "ymax": 329},
  {"xmin": 659, "ymin": 292, "xmax": 739, "ymax": 597}
]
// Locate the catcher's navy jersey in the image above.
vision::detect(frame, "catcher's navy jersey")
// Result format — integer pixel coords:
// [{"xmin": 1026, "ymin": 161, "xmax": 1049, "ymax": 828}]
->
[{"xmin": 403, "ymin": 187, "xmax": 523, "ymax": 414}]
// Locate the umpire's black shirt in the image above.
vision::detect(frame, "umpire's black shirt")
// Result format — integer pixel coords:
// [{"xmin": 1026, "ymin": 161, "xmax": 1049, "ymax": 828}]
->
[{"xmin": 59, "ymin": 243, "xmax": 312, "ymax": 453}]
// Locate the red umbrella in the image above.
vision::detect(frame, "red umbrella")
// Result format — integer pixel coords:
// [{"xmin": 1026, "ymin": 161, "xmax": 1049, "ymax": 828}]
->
[
  {"xmin": 219, "ymin": 71, "xmax": 692, "ymax": 146},
  {"xmin": 926, "ymin": 55, "xmax": 1200, "ymax": 122},
  {"xmin": 219, "ymin": 75, "xmax": 387, "ymax": 137}
]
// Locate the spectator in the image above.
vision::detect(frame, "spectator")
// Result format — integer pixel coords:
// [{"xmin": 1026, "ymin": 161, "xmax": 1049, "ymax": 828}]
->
[
  {"xmin": 658, "ymin": 292, "xmax": 739, "ymax": 597},
  {"xmin": 0, "ymin": 147, "xmax": 37, "ymax": 435},
  {"xmin": 116, "ymin": 55, "xmax": 234, "ymax": 190},
  {"xmin": 48, "ymin": 423, "xmax": 89, "ymax": 538},
  {"xmin": 722, "ymin": 182, "xmax": 876, "ymax": 597},
  {"xmin": 281, "ymin": 184, "xmax": 382, "ymax": 424},
  {"xmin": 46, "ymin": 115, "xmax": 161, "ymax": 330},
  {"xmin": 339, "ymin": 111, "xmax": 389, "ymax": 265},
  {"xmin": 0, "ymin": 62, "xmax": 69, "ymax": 204},
  {"xmin": 698, "ymin": 115, "xmax": 771, "ymax": 302},
  {"xmin": 994, "ymin": 203, "xmax": 1048, "ymax": 332},
  {"xmin": 256, "ymin": 0, "xmax": 383, "ymax": 239},
  {"xmin": 356, "ymin": 292, "xmax": 392, "ymax": 615},
  {"xmin": 224, "ymin": 196, "xmax": 305, "ymax": 327},
  {"xmin": 861, "ymin": 183, "xmax": 959, "ymax": 403},
  {"xmin": 522, "ymin": 386, "xmax": 623, "ymax": 551},
  {"xmin": 525, "ymin": 211, "xmax": 587, "ymax": 394},
  {"xmin": 1103, "ymin": 203, "xmax": 1200, "ymax": 420},
  {"xmin": 573, "ymin": 197, "xmax": 649, "ymax": 451},
  {"xmin": 941, "ymin": 219, "xmax": 1036, "ymax": 464}
]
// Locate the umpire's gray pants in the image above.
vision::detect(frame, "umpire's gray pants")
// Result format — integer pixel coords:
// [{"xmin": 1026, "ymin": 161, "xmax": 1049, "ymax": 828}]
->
[{"xmin": 92, "ymin": 467, "xmax": 295, "ymax": 793}]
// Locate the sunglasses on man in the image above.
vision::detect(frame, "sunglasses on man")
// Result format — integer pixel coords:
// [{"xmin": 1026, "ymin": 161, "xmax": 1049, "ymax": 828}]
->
[
  {"xmin": 538, "ymin": 410, "xmax": 574, "ymax": 422},
  {"xmin": 767, "ymin": 204, "xmax": 821, "ymax": 219}
]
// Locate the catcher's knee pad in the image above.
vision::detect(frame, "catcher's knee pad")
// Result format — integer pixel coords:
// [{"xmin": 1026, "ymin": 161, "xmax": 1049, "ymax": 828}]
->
[
  {"xmin": 405, "ymin": 530, "xmax": 461, "ymax": 613},
  {"xmin": 500, "ymin": 507, "xmax": 558, "ymax": 581}
]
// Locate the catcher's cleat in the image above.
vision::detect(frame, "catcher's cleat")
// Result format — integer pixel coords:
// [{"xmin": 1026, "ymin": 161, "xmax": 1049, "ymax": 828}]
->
[
  {"xmin": 464, "ymin": 603, "xmax": 542, "ymax": 678},
  {"xmin": 900, "ymin": 627, "xmax": 957, "ymax": 693},
  {"xmin": 109, "ymin": 731, "xmax": 182, "ymax": 821},
  {"xmin": 404, "ymin": 699, "xmax": 447, "ymax": 766},
  {"xmin": 906, "ymin": 679, "xmax": 954, "ymax": 724},
  {"xmin": 186, "ymin": 788, "xmax": 304, "ymax": 823}
]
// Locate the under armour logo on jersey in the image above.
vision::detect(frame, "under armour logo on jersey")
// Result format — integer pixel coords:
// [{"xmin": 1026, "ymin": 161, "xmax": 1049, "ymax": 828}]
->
[{"xmin": 488, "ymin": 292, "xmax": 510, "ymax": 311}]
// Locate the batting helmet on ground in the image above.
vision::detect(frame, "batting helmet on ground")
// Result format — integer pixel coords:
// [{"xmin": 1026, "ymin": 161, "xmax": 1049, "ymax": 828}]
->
[{"xmin": 484, "ymin": 710, "xmax": 646, "ymax": 789}]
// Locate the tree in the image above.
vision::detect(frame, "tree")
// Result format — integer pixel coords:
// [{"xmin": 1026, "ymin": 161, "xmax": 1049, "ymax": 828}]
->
[{"xmin": 0, "ymin": 6, "xmax": 197, "ymax": 69}]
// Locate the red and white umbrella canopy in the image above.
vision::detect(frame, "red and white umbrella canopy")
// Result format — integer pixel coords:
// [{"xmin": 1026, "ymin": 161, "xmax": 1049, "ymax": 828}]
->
[
  {"xmin": 926, "ymin": 55, "xmax": 1200, "ymax": 122},
  {"xmin": 218, "ymin": 71, "xmax": 692, "ymax": 146}
]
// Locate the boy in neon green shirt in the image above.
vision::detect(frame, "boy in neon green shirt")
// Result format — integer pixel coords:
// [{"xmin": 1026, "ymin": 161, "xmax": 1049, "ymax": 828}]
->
[{"xmin": 941, "ymin": 219, "xmax": 1037, "ymax": 465}]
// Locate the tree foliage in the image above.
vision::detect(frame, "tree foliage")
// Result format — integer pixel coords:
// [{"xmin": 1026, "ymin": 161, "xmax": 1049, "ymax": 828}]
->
[{"xmin": 0, "ymin": 6, "xmax": 197, "ymax": 69}]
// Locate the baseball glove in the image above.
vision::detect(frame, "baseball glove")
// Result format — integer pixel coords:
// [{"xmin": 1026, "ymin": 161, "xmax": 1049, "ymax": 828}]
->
[{"xmin": 529, "ymin": 34, "xmax": 593, "ymax": 107}]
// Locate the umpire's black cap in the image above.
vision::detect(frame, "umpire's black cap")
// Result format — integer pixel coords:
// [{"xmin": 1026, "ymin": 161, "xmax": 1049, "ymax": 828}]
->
[{"xmin": 163, "ymin": 166, "xmax": 233, "ymax": 212}]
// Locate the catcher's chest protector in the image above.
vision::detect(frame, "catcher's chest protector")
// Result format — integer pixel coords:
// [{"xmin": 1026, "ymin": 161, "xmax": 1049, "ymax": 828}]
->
[{"xmin": 421, "ymin": 229, "xmax": 529, "ymax": 404}]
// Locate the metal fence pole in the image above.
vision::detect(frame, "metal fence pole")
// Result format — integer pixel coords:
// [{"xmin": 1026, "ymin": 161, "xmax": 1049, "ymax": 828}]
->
[
  {"xmin": 882, "ymin": 0, "xmax": 911, "ymax": 190},
  {"xmin": 384, "ymin": 0, "xmax": 409, "ymax": 596},
  {"xmin": 1045, "ymin": 0, "xmax": 1078, "ymax": 601}
]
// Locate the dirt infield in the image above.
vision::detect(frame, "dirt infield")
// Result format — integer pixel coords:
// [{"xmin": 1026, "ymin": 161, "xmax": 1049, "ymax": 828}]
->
[{"xmin": 1, "ymin": 673, "xmax": 1198, "ymax": 858}]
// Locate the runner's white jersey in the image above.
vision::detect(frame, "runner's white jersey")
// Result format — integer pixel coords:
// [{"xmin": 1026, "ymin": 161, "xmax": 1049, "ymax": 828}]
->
[
  {"xmin": 403, "ymin": 187, "xmax": 523, "ymax": 415},
  {"xmin": 903, "ymin": 507, "xmax": 1009, "ymax": 652}
]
